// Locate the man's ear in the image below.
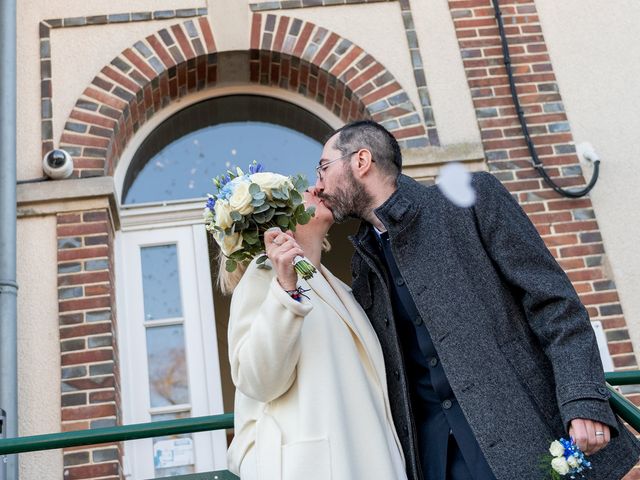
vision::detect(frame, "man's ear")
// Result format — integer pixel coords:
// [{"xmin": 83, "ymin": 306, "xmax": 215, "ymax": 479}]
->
[{"xmin": 353, "ymin": 148, "xmax": 374, "ymax": 178}]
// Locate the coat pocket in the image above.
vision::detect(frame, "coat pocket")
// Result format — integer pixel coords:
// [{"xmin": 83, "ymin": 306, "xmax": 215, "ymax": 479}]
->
[
  {"xmin": 282, "ymin": 438, "xmax": 331, "ymax": 480},
  {"xmin": 499, "ymin": 338, "xmax": 562, "ymax": 430}
]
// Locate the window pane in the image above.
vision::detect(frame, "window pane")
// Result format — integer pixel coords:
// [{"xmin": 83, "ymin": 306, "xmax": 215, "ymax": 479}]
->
[
  {"xmin": 140, "ymin": 244, "xmax": 183, "ymax": 320},
  {"xmin": 125, "ymin": 121, "xmax": 322, "ymax": 204},
  {"xmin": 146, "ymin": 325, "xmax": 189, "ymax": 407}
]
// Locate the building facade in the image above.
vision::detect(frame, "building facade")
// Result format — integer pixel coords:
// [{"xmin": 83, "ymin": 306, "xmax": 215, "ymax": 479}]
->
[{"xmin": 13, "ymin": 0, "xmax": 640, "ymax": 478}]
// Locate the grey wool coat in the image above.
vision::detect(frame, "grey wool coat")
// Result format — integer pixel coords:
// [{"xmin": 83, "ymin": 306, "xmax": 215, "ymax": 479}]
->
[{"xmin": 349, "ymin": 172, "xmax": 640, "ymax": 480}]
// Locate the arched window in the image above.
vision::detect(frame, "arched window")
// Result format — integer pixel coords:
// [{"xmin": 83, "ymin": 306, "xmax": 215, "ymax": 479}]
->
[{"xmin": 122, "ymin": 95, "xmax": 331, "ymax": 205}]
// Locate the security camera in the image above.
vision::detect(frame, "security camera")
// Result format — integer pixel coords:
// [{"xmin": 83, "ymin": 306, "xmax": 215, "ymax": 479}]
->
[{"xmin": 43, "ymin": 149, "xmax": 74, "ymax": 179}]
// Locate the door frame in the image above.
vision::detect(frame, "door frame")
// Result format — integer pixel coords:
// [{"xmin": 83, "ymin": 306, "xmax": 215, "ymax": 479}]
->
[{"xmin": 116, "ymin": 201, "xmax": 227, "ymax": 477}]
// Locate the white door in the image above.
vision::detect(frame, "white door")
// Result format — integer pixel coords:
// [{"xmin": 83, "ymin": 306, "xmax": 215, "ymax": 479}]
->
[{"xmin": 118, "ymin": 220, "xmax": 227, "ymax": 478}]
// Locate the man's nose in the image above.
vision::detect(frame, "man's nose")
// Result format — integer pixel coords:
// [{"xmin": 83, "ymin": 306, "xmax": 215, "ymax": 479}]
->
[{"xmin": 314, "ymin": 177, "xmax": 324, "ymax": 192}]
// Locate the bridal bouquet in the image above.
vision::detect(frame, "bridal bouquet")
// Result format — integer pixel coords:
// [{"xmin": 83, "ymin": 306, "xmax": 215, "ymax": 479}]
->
[
  {"xmin": 203, "ymin": 162, "xmax": 317, "ymax": 279},
  {"xmin": 547, "ymin": 438, "xmax": 592, "ymax": 479}
]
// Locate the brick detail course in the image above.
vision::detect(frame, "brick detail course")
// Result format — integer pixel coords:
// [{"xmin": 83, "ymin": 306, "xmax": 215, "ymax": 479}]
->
[
  {"xmin": 446, "ymin": 0, "xmax": 639, "ymax": 456},
  {"xmin": 59, "ymin": 14, "xmax": 435, "ymax": 177},
  {"xmin": 39, "ymin": 8, "xmax": 206, "ymax": 159},
  {"xmin": 253, "ymin": 14, "xmax": 431, "ymax": 149},
  {"xmin": 249, "ymin": 0, "xmax": 396, "ymax": 10},
  {"xmin": 57, "ymin": 210, "xmax": 123, "ymax": 479},
  {"xmin": 59, "ymin": 18, "xmax": 217, "ymax": 177}
]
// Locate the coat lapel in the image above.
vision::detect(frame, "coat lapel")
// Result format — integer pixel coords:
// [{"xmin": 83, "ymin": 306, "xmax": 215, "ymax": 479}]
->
[
  {"xmin": 304, "ymin": 267, "xmax": 354, "ymax": 331},
  {"xmin": 307, "ymin": 267, "xmax": 388, "ymax": 390}
]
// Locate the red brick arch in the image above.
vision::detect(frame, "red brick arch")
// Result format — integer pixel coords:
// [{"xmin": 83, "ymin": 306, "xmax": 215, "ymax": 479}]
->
[{"xmin": 60, "ymin": 15, "xmax": 430, "ymax": 178}]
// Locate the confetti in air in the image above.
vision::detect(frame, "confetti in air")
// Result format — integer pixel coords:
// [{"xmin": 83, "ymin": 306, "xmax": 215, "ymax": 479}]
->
[{"xmin": 436, "ymin": 163, "xmax": 476, "ymax": 208}]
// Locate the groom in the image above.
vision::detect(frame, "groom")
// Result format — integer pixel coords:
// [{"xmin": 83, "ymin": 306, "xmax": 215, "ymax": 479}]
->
[{"xmin": 315, "ymin": 120, "xmax": 640, "ymax": 479}]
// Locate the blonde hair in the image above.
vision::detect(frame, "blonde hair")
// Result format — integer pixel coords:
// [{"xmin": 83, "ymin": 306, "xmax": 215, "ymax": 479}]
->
[
  {"xmin": 216, "ymin": 252, "xmax": 248, "ymax": 296},
  {"xmin": 216, "ymin": 235, "xmax": 332, "ymax": 295}
]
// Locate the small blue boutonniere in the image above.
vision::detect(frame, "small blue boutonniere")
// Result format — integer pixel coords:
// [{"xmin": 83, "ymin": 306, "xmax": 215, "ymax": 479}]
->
[{"xmin": 547, "ymin": 437, "xmax": 592, "ymax": 479}]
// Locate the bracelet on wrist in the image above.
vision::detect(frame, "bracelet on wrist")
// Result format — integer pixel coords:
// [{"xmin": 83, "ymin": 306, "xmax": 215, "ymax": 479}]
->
[{"xmin": 285, "ymin": 286, "xmax": 310, "ymax": 302}]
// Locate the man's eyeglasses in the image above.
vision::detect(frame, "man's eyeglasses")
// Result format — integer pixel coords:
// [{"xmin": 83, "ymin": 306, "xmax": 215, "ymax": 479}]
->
[{"xmin": 315, "ymin": 151, "xmax": 358, "ymax": 180}]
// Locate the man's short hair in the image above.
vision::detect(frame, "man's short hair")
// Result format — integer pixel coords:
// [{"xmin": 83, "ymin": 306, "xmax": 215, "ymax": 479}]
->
[{"xmin": 331, "ymin": 120, "xmax": 402, "ymax": 177}]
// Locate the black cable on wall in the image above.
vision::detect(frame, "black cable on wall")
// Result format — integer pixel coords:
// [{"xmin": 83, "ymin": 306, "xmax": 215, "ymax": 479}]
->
[{"xmin": 492, "ymin": 0, "xmax": 599, "ymax": 198}]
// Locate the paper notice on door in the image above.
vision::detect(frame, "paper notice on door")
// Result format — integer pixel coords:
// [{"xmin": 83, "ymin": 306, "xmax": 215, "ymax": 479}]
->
[{"xmin": 153, "ymin": 437, "xmax": 195, "ymax": 469}]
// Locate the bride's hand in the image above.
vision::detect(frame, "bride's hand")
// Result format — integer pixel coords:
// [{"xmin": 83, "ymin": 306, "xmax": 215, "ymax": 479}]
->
[{"xmin": 264, "ymin": 228, "xmax": 303, "ymax": 291}]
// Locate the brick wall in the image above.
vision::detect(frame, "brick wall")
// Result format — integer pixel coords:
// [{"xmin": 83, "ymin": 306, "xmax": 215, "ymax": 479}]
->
[{"xmin": 57, "ymin": 209, "xmax": 122, "ymax": 479}]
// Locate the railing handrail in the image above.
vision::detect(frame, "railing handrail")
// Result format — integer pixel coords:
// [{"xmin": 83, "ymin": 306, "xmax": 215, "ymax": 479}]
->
[
  {"xmin": 607, "ymin": 386, "xmax": 640, "ymax": 432},
  {"xmin": 0, "ymin": 413, "xmax": 233, "ymax": 455},
  {"xmin": 605, "ymin": 370, "xmax": 640, "ymax": 386},
  {"xmin": 0, "ymin": 371, "xmax": 639, "ymax": 456}
]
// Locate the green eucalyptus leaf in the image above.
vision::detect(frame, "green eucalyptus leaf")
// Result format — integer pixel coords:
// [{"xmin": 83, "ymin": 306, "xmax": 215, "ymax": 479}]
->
[
  {"xmin": 276, "ymin": 215, "xmax": 289, "ymax": 228},
  {"xmin": 253, "ymin": 202, "xmax": 270, "ymax": 214},
  {"xmin": 290, "ymin": 189, "xmax": 303, "ymax": 206},
  {"xmin": 263, "ymin": 208, "xmax": 275, "ymax": 223},
  {"xmin": 293, "ymin": 175, "xmax": 308, "ymax": 192},
  {"xmin": 242, "ymin": 230, "xmax": 259, "ymax": 245},
  {"xmin": 249, "ymin": 183, "xmax": 261, "ymax": 196},
  {"xmin": 297, "ymin": 212, "xmax": 312, "ymax": 225},
  {"xmin": 225, "ymin": 259, "xmax": 237, "ymax": 272}
]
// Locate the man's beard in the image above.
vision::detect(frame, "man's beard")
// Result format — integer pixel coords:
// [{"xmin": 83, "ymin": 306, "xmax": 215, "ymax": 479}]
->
[{"xmin": 319, "ymin": 169, "xmax": 373, "ymax": 223}]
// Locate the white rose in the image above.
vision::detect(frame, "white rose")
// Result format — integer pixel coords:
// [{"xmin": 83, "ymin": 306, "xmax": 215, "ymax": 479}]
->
[
  {"xmin": 216, "ymin": 231, "xmax": 244, "ymax": 256},
  {"xmin": 549, "ymin": 440, "xmax": 565, "ymax": 457},
  {"xmin": 551, "ymin": 457, "xmax": 570, "ymax": 475},
  {"xmin": 214, "ymin": 200, "xmax": 233, "ymax": 230},
  {"xmin": 228, "ymin": 181, "xmax": 254, "ymax": 216},
  {"xmin": 250, "ymin": 172, "xmax": 291, "ymax": 197},
  {"xmin": 567, "ymin": 455, "xmax": 579, "ymax": 468}
]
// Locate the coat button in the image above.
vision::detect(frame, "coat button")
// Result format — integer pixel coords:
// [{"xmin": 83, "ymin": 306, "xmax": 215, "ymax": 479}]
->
[
  {"xmin": 442, "ymin": 399, "xmax": 452, "ymax": 410},
  {"xmin": 598, "ymin": 387, "xmax": 608, "ymax": 396},
  {"xmin": 402, "ymin": 425, "xmax": 408, "ymax": 433},
  {"xmin": 414, "ymin": 315, "xmax": 423, "ymax": 326},
  {"xmin": 384, "ymin": 317, "xmax": 390, "ymax": 327},
  {"xmin": 395, "ymin": 277, "xmax": 405, "ymax": 286},
  {"xmin": 394, "ymin": 370, "xmax": 400, "ymax": 380},
  {"xmin": 429, "ymin": 357, "xmax": 438, "ymax": 368}
]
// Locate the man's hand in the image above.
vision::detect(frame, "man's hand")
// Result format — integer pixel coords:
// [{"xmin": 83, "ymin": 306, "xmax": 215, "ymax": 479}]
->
[{"xmin": 569, "ymin": 418, "xmax": 610, "ymax": 455}]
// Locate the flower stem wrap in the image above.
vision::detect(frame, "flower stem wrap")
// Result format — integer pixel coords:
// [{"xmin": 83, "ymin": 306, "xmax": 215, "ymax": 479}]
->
[{"xmin": 293, "ymin": 256, "xmax": 317, "ymax": 281}]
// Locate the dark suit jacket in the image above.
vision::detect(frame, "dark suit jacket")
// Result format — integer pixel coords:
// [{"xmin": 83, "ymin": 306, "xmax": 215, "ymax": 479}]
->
[{"xmin": 349, "ymin": 172, "xmax": 640, "ymax": 480}]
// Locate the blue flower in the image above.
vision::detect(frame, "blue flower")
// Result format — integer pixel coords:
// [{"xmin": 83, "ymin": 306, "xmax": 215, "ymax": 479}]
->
[
  {"xmin": 249, "ymin": 162, "xmax": 264, "ymax": 174},
  {"xmin": 206, "ymin": 196, "xmax": 216, "ymax": 211}
]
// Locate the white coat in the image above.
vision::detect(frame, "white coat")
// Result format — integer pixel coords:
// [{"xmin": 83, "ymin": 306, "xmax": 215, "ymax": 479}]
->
[{"xmin": 226, "ymin": 259, "xmax": 407, "ymax": 480}]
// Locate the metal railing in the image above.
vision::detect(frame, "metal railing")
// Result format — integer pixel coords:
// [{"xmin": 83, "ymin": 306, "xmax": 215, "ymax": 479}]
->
[
  {"xmin": 0, "ymin": 413, "xmax": 236, "ymax": 479},
  {"xmin": 0, "ymin": 371, "xmax": 638, "ymax": 479},
  {"xmin": 0, "ymin": 414, "xmax": 233, "ymax": 456},
  {"xmin": 605, "ymin": 370, "xmax": 640, "ymax": 433}
]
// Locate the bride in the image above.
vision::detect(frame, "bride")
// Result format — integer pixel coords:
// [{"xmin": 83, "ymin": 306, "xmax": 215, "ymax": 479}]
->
[{"xmin": 222, "ymin": 188, "xmax": 407, "ymax": 480}]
